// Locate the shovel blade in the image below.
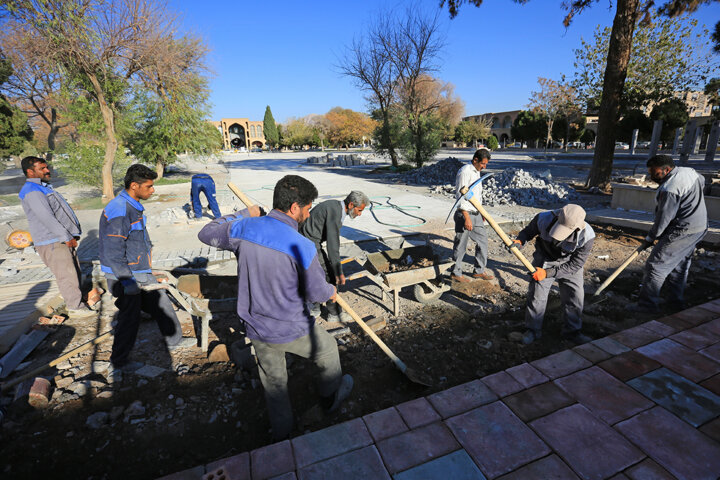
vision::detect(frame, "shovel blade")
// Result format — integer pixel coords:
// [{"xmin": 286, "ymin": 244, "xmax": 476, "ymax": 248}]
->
[{"xmin": 402, "ymin": 366, "xmax": 433, "ymax": 387}]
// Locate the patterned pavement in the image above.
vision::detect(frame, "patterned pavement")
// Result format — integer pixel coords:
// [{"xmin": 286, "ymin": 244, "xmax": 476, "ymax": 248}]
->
[{"xmin": 160, "ymin": 300, "xmax": 720, "ymax": 480}]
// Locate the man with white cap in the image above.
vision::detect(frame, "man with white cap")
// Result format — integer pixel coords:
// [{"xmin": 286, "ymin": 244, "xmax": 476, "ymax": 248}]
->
[{"xmin": 512, "ymin": 204, "xmax": 595, "ymax": 345}]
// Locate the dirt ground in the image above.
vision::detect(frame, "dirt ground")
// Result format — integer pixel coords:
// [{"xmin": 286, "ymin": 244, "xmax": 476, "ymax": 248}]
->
[{"xmin": 2, "ymin": 220, "xmax": 719, "ymax": 479}]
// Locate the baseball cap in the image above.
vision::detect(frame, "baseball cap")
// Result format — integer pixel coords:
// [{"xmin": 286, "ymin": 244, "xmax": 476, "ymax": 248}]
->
[{"xmin": 549, "ymin": 204, "xmax": 586, "ymax": 241}]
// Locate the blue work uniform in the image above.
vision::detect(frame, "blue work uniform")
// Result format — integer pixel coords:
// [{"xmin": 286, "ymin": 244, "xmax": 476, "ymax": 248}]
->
[{"xmin": 191, "ymin": 174, "xmax": 222, "ymax": 219}]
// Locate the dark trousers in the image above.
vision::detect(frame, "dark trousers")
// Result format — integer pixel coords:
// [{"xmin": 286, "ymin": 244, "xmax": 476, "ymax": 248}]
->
[
  {"xmin": 108, "ymin": 276, "xmax": 183, "ymax": 367},
  {"xmin": 191, "ymin": 176, "xmax": 221, "ymax": 219},
  {"xmin": 452, "ymin": 210, "xmax": 488, "ymax": 276}
]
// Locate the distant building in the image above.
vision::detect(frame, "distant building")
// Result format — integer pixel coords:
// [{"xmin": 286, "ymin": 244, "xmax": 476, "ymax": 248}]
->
[
  {"xmin": 640, "ymin": 90, "xmax": 716, "ymax": 119},
  {"xmin": 462, "ymin": 110, "xmax": 521, "ymax": 144},
  {"xmin": 210, "ymin": 118, "xmax": 265, "ymax": 150}
]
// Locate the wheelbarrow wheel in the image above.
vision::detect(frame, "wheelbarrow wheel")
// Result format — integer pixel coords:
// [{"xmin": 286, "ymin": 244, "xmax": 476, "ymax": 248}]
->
[{"xmin": 413, "ymin": 282, "xmax": 442, "ymax": 304}]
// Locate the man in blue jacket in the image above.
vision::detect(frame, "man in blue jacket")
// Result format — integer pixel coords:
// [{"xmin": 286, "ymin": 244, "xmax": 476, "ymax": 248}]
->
[
  {"xmin": 190, "ymin": 173, "xmax": 222, "ymax": 219},
  {"xmin": 198, "ymin": 175, "xmax": 353, "ymax": 440},
  {"xmin": 100, "ymin": 164, "xmax": 195, "ymax": 370}
]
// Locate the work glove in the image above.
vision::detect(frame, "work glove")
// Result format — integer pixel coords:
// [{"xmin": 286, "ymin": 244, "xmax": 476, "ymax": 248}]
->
[
  {"xmin": 121, "ymin": 279, "xmax": 141, "ymax": 296},
  {"xmin": 506, "ymin": 239, "xmax": 523, "ymax": 253},
  {"xmin": 639, "ymin": 239, "xmax": 653, "ymax": 251},
  {"xmin": 531, "ymin": 268, "xmax": 547, "ymax": 282}
]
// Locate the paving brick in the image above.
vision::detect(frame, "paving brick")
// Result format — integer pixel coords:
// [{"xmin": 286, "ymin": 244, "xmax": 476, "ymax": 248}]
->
[
  {"xmin": 673, "ymin": 305, "xmax": 719, "ymax": 326},
  {"xmin": 640, "ymin": 320, "xmax": 678, "ymax": 337},
  {"xmin": 608, "ymin": 474, "xmax": 629, "ymax": 480},
  {"xmin": 362, "ymin": 407, "xmax": 408, "ymax": 442},
  {"xmin": 627, "ymin": 367, "xmax": 720, "ymax": 427},
  {"xmin": 251, "ymin": 440, "xmax": 295, "ymax": 479},
  {"xmin": 610, "ymin": 325, "xmax": 664, "ymax": 349},
  {"xmin": 698, "ymin": 299, "xmax": 720, "ymax": 314},
  {"xmin": 157, "ymin": 465, "xmax": 205, "ymax": 480},
  {"xmin": 699, "ymin": 373, "xmax": 720, "ymax": 396},
  {"xmin": 698, "ymin": 417, "xmax": 720, "ymax": 443},
  {"xmin": 698, "ymin": 342, "xmax": 720, "ymax": 363},
  {"xmin": 426, "ymin": 380, "xmax": 497, "ymax": 418},
  {"xmin": 656, "ymin": 313, "xmax": 695, "ymax": 331},
  {"xmin": 624, "ymin": 458, "xmax": 675, "ymax": 480},
  {"xmin": 503, "ymin": 382, "xmax": 575, "ymax": 422},
  {"xmin": 376, "ymin": 422, "xmax": 459, "ymax": 474},
  {"xmin": 396, "ymin": 397, "xmax": 441, "ymax": 429},
  {"xmin": 555, "ymin": 366, "xmax": 653, "ymax": 425},
  {"xmin": 495, "ymin": 454, "xmax": 579, "ymax": 480},
  {"xmin": 592, "ymin": 337, "xmax": 631, "ymax": 356},
  {"xmin": 636, "ymin": 338, "xmax": 720, "ymax": 382},
  {"xmin": 446, "ymin": 401, "xmax": 550, "ymax": 479},
  {"xmin": 505, "ymin": 363, "xmax": 549, "ymax": 389},
  {"xmin": 205, "ymin": 452, "xmax": 250, "ymax": 480},
  {"xmin": 572, "ymin": 342, "xmax": 613, "ymax": 364},
  {"xmin": 669, "ymin": 325, "xmax": 720, "ymax": 351},
  {"xmin": 291, "ymin": 418, "xmax": 372, "ymax": 469},
  {"xmin": 530, "ymin": 350, "xmax": 592, "ymax": 379},
  {"xmin": 615, "ymin": 406, "xmax": 720, "ymax": 480},
  {"xmin": 296, "ymin": 445, "xmax": 390, "ymax": 480},
  {"xmin": 480, "ymin": 371, "xmax": 524, "ymax": 398},
  {"xmin": 269, "ymin": 474, "xmax": 297, "ymax": 480},
  {"xmin": 530, "ymin": 404, "xmax": 644, "ymax": 480},
  {"xmin": 700, "ymin": 318, "xmax": 720, "ymax": 337},
  {"xmin": 393, "ymin": 450, "xmax": 486, "ymax": 480},
  {"xmin": 598, "ymin": 351, "xmax": 661, "ymax": 382}
]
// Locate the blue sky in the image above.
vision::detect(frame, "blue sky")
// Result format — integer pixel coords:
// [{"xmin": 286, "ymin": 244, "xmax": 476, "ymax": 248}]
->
[{"xmin": 170, "ymin": 0, "xmax": 719, "ymax": 123}]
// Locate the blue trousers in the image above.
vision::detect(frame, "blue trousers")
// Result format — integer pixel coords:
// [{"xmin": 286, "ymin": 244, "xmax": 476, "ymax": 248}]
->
[{"xmin": 191, "ymin": 175, "xmax": 221, "ymax": 219}]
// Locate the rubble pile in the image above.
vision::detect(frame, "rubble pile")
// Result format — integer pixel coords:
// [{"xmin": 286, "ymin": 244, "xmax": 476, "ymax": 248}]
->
[
  {"xmin": 401, "ymin": 157, "xmax": 465, "ymax": 185},
  {"xmin": 307, "ymin": 153, "xmax": 371, "ymax": 166},
  {"xmin": 480, "ymin": 168, "xmax": 578, "ymax": 206}
]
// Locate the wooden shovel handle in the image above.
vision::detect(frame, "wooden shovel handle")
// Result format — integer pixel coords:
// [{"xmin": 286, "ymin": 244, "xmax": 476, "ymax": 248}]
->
[
  {"xmin": 593, "ymin": 247, "xmax": 642, "ymax": 297},
  {"xmin": 227, "ymin": 182, "xmax": 256, "ymax": 208},
  {"xmin": 459, "ymin": 186, "xmax": 536, "ymax": 274}
]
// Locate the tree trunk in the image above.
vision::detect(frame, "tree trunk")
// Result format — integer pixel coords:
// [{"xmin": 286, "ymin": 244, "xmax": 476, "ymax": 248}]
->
[
  {"xmin": 380, "ymin": 109, "xmax": 399, "ymax": 167},
  {"xmin": 564, "ymin": 120, "xmax": 570, "ymax": 152},
  {"xmin": 45, "ymin": 108, "xmax": 59, "ymax": 163},
  {"xmin": 88, "ymin": 73, "xmax": 117, "ymax": 201},
  {"xmin": 155, "ymin": 160, "xmax": 165, "ymax": 179},
  {"xmin": 586, "ymin": 0, "xmax": 640, "ymax": 188}
]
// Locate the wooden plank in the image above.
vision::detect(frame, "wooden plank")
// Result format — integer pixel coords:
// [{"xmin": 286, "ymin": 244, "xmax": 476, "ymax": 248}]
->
[{"xmin": 0, "ymin": 329, "xmax": 49, "ymax": 378}]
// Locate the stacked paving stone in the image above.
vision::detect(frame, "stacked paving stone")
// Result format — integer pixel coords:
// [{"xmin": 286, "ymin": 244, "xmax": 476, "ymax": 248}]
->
[
  {"xmin": 401, "ymin": 157, "xmax": 465, "ymax": 185},
  {"xmin": 306, "ymin": 154, "xmax": 370, "ymax": 167}
]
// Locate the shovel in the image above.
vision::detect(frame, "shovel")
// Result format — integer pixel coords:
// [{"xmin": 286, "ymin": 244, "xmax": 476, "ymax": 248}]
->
[
  {"xmin": 459, "ymin": 186, "xmax": 536, "ymax": 274},
  {"xmin": 588, "ymin": 246, "xmax": 644, "ymax": 303},
  {"xmin": 335, "ymin": 295, "xmax": 432, "ymax": 387}
]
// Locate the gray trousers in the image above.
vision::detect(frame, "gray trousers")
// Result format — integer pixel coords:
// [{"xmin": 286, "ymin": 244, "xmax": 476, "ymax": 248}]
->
[
  {"xmin": 526, "ymin": 256, "xmax": 584, "ymax": 336},
  {"xmin": 452, "ymin": 211, "xmax": 488, "ymax": 276},
  {"xmin": 252, "ymin": 323, "xmax": 342, "ymax": 440},
  {"xmin": 639, "ymin": 228, "xmax": 706, "ymax": 308},
  {"xmin": 36, "ymin": 241, "xmax": 83, "ymax": 309}
]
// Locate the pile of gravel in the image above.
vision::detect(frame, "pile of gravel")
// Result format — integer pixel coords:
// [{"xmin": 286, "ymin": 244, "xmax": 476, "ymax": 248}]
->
[
  {"xmin": 480, "ymin": 168, "xmax": 578, "ymax": 206},
  {"xmin": 400, "ymin": 157, "xmax": 465, "ymax": 185}
]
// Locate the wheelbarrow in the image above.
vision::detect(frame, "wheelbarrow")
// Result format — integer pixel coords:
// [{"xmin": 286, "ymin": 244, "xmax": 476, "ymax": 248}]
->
[{"xmin": 347, "ymin": 244, "xmax": 452, "ymax": 316}]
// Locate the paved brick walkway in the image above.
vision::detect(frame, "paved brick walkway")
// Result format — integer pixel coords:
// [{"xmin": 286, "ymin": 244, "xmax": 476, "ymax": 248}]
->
[{"xmin": 160, "ymin": 300, "xmax": 720, "ymax": 480}]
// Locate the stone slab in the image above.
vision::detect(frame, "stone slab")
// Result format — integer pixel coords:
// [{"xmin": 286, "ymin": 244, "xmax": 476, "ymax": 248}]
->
[
  {"xmin": 502, "ymin": 382, "xmax": 575, "ymax": 422},
  {"xmin": 205, "ymin": 452, "xmax": 250, "ymax": 480},
  {"xmin": 446, "ymin": 401, "xmax": 550, "ymax": 479},
  {"xmin": 591, "ymin": 337, "xmax": 631, "ymax": 356},
  {"xmin": 698, "ymin": 342, "xmax": 720, "ymax": 363},
  {"xmin": 640, "ymin": 320, "xmax": 678, "ymax": 337},
  {"xmin": 396, "ymin": 397, "xmax": 441, "ymax": 429},
  {"xmin": 672, "ymin": 306, "xmax": 719, "ymax": 326},
  {"xmin": 699, "ymin": 373, "xmax": 720, "ymax": 396},
  {"xmin": 291, "ymin": 418, "xmax": 372, "ymax": 469},
  {"xmin": 572, "ymin": 342, "xmax": 613, "ymax": 364},
  {"xmin": 296, "ymin": 445, "xmax": 390, "ymax": 480},
  {"xmin": 624, "ymin": 458, "xmax": 676, "ymax": 480},
  {"xmin": 426, "ymin": 379, "xmax": 497, "ymax": 418},
  {"xmin": 636, "ymin": 338, "xmax": 720, "ymax": 382},
  {"xmin": 610, "ymin": 325, "xmax": 664, "ymax": 349},
  {"xmin": 698, "ymin": 417, "xmax": 720, "ymax": 443},
  {"xmin": 657, "ymin": 313, "xmax": 695, "ymax": 331},
  {"xmin": 157, "ymin": 466, "xmax": 205, "ymax": 480},
  {"xmin": 495, "ymin": 454, "xmax": 579, "ymax": 480},
  {"xmin": 362, "ymin": 407, "xmax": 408, "ymax": 442},
  {"xmin": 480, "ymin": 371, "xmax": 524, "ymax": 398},
  {"xmin": 615, "ymin": 406, "xmax": 720, "ymax": 480},
  {"xmin": 530, "ymin": 404, "xmax": 644, "ymax": 480},
  {"xmin": 627, "ymin": 367, "xmax": 720, "ymax": 427},
  {"xmin": 598, "ymin": 351, "xmax": 661, "ymax": 382},
  {"xmin": 555, "ymin": 366, "xmax": 653, "ymax": 425},
  {"xmin": 251, "ymin": 440, "xmax": 295, "ymax": 480},
  {"xmin": 505, "ymin": 363, "xmax": 549, "ymax": 389},
  {"xmin": 699, "ymin": 299, "xmax": 720, "ymax": 314},
  {"xmin": 270, "ymin": 474, "xmax": 297, "ymax": 480},
  {"xmin": 530, "ymin": 350, "xmax": 592, "ymax": 379},
  {"xmin": 670, "ymin": 326, "xmax": 720, "ymax": 351},
  {"xmin": 699, "ymin": 318, "xmax": 720, "ymax": 337},
  {"xmin": 134, "ymin": 365, "xmax": 166, "ymax": 378},
  {"xmin": 376, "ymin": 422, "xmax": 459, "ymax": 474},
  {"xmin": 393, "ymin": 450, "xmax": 486, "ymax": 480}
]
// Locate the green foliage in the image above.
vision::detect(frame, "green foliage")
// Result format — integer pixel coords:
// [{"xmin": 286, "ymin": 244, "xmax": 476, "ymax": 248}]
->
[
  {"xmin": 486, "ymin": 135, "xmax": 499, "ymax": 150},
  {"xmin": 511, "ymin": 110, "xmax": 547, "ymax": 144},
  {"xmin": 573, "ymin": 13, "xmax": 716, "ymax": 113},
  {"xmin": 454, "ymin": 120, "xmax": 489, "ymax": 145},
  {"xmin": 263, "ymin": 106, "xmax": 279, "ymax": 148},
  {"xmin": 705, "ymin": 78, "xmax": 720, "ymax": 120},
  {"xmin": 580, "ymin": 129, "xmax": 595, "ymax": 144},
  {"xmin": 371, "ymin": 108, "xmax": 404, "ymax": 159},
  {"xmin": 650, "ymin": 98, "xmax": 690, "ymax": 142},
  {"xmin": 57, "ymin": 142, "xmax": 131, "ymax": 189},
  {"xmin": 0, "ymin": 54, "xmax": 33, "ymax": 157},
  {"xmin": 552, "ymin": 115, "xmax": 587, "ymax": 143},
  {"xmin": 400, "ymin": 113, "xmax": 444, "ymax": 167},
  {"xmin": 615, "ymin": 109, "xmax": 652, "ymax": 142}
]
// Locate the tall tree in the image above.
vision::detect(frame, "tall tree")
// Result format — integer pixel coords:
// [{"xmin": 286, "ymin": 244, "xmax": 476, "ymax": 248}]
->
[
  {"xmin": 528, "ymin": 77, "xmax": 580, "ymax": 150},
  {"xmin": 705, "ymin": 78, "xmax": 720, "ymax": 119},
  {"xmin": 454, "ymin": 118, "xmax": 490, "ymax": 146},
  {"xmin": 0, "ymin": 52, "xmax": 33, "ymax": 158},
  {"xmin": 511, "ymin": 110, "xmax": 547, "ymax": 147},
  {"xmin": 325, "ymin": 107, "xmax": 376, "ymax": 149},
  {"xmin": 650, "ymin": 98, "xmax": 690, "ymax": 143},
  {"xmin": 263, "ymin": 105, "xmax": 279, "ymax": 149}
]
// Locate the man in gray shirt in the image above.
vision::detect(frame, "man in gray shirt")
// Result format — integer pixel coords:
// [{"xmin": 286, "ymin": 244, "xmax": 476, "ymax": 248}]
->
[
  {"xmin": 18, "ymin": 156, "xmax": 94, "ymax": 318},
  {"xmin": 629, "ymin": 155, "xmax": 708, "ymax": 313}
]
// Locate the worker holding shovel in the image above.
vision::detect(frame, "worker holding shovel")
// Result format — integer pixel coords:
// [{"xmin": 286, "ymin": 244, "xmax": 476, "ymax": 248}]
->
[{"xmin": 513, "ymin": 204, "xmax": 595, "ymax": 345}]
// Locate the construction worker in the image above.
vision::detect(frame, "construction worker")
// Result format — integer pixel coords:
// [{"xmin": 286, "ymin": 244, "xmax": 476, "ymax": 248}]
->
[
  {"xmin": 513, "ymin": 204, "xmax": 595, "ymax": 345},
  {"xmin": 452, "ymin": 148, "xmax": 494, "ymax": 282},
  {"xmin": 100, "ymin": 164, "xmax": 195, "ymax": 370},
  {"xmin": 300, "ymin": 190, "xmax": 369, "ymax": 322},
  {"xmin": 18, "ymin": 156, "xmax": 95, "ymax": 318},
  {"xmin": 628, "ymin": 155, "xmax": 707, "ymax": 313},
  {"xmin": 198, "ymin": 175, "xmax": 353, "ymax": 441},
  {"xmin": 190, "ymin": 173, "xmax": 222, "ymax": 219}
]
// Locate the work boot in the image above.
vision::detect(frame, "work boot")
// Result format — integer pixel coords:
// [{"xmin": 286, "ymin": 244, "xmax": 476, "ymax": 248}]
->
[
  {"xmin": 67, "ymin": 304, "xmax": 97, "ymax": 319},
  {"xmin": 521, "ymin": 330, "xmax": 540, "ymax": 345},
  {"xmin": 451, "ymin": 274, "xmax": 471, "ymax": 283},
  {"xmin": 323, "ymin": 374, "xmax": 354, "ymax": 413},
  {"xmin": 472, "ymin": 272, "xmax": 495, "ymax": 280},
  {"xmin": 562, "ymin": 331, "xmax": 592, "ymax": 345},
  {"xmin": 326, "ymin": 303, "xmax": 351, "ymax": 324}
]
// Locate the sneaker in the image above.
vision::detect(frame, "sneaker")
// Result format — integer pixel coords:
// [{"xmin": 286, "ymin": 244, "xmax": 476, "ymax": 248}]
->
[
  {"xmin": 451, "ymin": 274, "xmax": 471, "ymax": 283},
  {"xmin": 167, "ymin": 337, "xmax": 197, "ymax": 350},
  {"xmin": 327, "ymin": 374, "xmax": 354, "ymax": 412},
  {"xmin": 67, "ymin": 305, "xmax": 97, "ymax": 319},
  {"xmin": 522, "ymin": 330, "xmax": 540, "ymax": 345},
  {"xmin": 471, "ymin": 272, "xmax": 495, "ymax": 280},
  {"xmin": 309, "ymin": 303, "xmax": 321, "ymax": 318},
  {"xmin": 562, "ymin": 331, "xmax": 592, "ymax": 345}
]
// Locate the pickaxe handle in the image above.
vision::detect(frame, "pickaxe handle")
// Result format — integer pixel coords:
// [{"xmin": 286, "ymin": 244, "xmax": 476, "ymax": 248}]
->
[
  {"xmin": 459, "ymin": 186, "xmax": 536, "ymax": 274},
  {"xmin": 593, "ymin": 247, "xmax": 643, "ymax": 297},
  {"xmin": 227, "ymin": 182, "xmax": 256, "ymax": 208}
]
